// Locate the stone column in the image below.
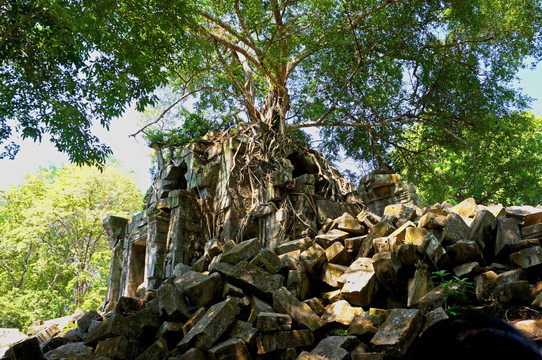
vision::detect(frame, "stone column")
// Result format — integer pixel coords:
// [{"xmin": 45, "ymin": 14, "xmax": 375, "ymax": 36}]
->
[
  {"xmin": 102, "ymin": 216, "xmax": 128, "ymax": 312},
  {"xmin": 144, "ymin": 210, "xmax": 170, "ymax": 290}
]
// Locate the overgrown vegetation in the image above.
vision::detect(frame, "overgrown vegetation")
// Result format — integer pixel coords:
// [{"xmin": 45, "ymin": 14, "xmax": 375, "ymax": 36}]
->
[
  {"xmin": 0, "ymin": 163, "xmax": 142, "ymax": 330},
  {"xmin": 432, "ymin": 270, "xmax": 475, "ymax": 316}
]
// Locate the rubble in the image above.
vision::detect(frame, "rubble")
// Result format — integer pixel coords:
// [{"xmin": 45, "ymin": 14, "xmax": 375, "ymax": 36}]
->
[{"xmin": 7, "ymin": 129, "xmax": 542, "ymax": 360}]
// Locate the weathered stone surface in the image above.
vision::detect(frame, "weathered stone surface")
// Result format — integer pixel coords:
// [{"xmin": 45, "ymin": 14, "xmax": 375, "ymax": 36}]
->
[
  {"xmin": 404, "ymin": 227, "xmax": 428, "ymax": 246},
  {"xmin": 309, "ymin": 336, "xmax": 361, "ymax": 360},
  {"xmin": 303, "ymin": 298, "xmax": 326, "ymax": 316},
  {"xmin": 5, "ymin": 337, "xmax": 44, "ymax": 360},
  {"xmin": 351, "ymin": 352, "xmax": 384, "ymax": 360},
  {"xmin": 506, "ymin": 205, "xmax": 542, "ymax": 226},
  {"xmin": 226, "ymin": 261, "xmax": 284, "ymax": 298},
  {"xmin": 275, "ymin": 237, "xmax": 313, "ymax": 255},
  {"xmin": 39, "ymin": 337, "xmax": 71, "ymax": 355},
  {"xmin": 521, "ymin": 222, "xmax": 542, "ymax": 240},
  {"xmin": 320, "ymin": 263, "xmax": 348, "ymax": 288},
  {"xmin": 321, "ymin": 300, "xmax": 363, "ymax": 326},
  {"xmin": 250, "ymin": 248, "xmax": 282, "ymax": 274},
  {"xmin": 415, "ymin": 285, "xmax": 447, "ymax": 314},
  {"xmin": 176, "ymin": 347, "xmax": 207, "ymax": 360},
  {"xmin": 174, "ymin": 270, "xmax": 223, "ymax": 307},
  {"xmin": 509, "ymin": 246, "xmax": 542, "ymax": 270},
  {"xmin": 338, "ymin": 257, "xmax": 378, "ymax": 307},
  {"xmin": 256, "ymin": 312, "xmax": 292, "ymax": 332},
  {"xmin": 394, "ymin": 243, "xmax": 420, "ymax": 266},
  {"xmin": 247, "ymin": 297, "xmax": 274, "ymax": 323},
  {"xmin": 344, "ymin": 236, "xmax": 364, "ymax": 255},
  {"xmin": 83, "ymin": 314, "xmax": 138, "ymax": 347},
  {"xmin": 43, "ymin": 342, "xmax": 93, "ymax": 360},
  {"xmin": 418, "ymin": 212, "xmax": 448, "ymax": 229},
  {"xmin": 182, "ymin": 307, "xmax": 206, "ymax": 336},
  {"xmin": 228, "ymin": 321, "xmax": 257, "ymax": 345},
  {"xmin": 453, "ymin": 261, "xmax": 480, "ymax": 277},
  {"xmin": 93, "ymin": 335, "xmax": 141, "ymax": 360},
  {"xmin": 208, "ymin": 338, "xmax": 252, "ymax": 360},
  {"xmin": 370, "ymin": 308, "xmax": 423, "ymax": 358},
  {"xmin": 77, "ymin": 310, "xmax": 102, "ymax": 333},
  {"xmin": 256, "ymin": 330, "xmax": 314, "ymax": 354},
  {"xmin": 335, "ymin": 212, "xmax": 366, "ymax": 235},
  {"xmin": 445, "ymin": 240, "xmax": 483, "ymax": 266},
  {"xmin": 272, "ymin": 287, "xmax": 325, "ymax": 331},
  {"xmin": 373, "ymin": 236, "xmax": 401, "ymax": 253},
  {"xmin": 513, "ymin": 319, "xmax": 542, "ymax": 342},
  {"xmin": 221, "ymin": 238, "xmax": 261, "ymax": 264},
  {"xmin": 389, "ymin": 221, "xmax": 415, "ymax": 242},
  {"xmin": 300, "ymin": 243, "xmax": 327, "ymax": 274},
  {"xmin": 157, "ymin": 322, "xmax": 184, "ymax": 348},
  {"xmin": 325, "ymin": 242, "xmax": 352, "ymax": 265},
  {"xmin": 372, "ymin": 251, "xmax": 402, "ymax": 290},
  {"xmin": 493, "ymin": 280, "xmax": 532, "ymax": 305},
  {"xmin": 347, "ymin": 314, "xmax": 380, "ymax": 336},
  {"xmin": 441, "ymin": 213, "xmax": 471, "ymax": 245},
  {"xmin": 407, "ymin": 267, "xmax": 432, "ymax": 307},
  {"xmin": 420, "ymin": 307, "xmax": 448, "ymax": 334},
  {"xmin": 371, "ymin": 220, "xmax": 396, "ymax": 238},
  {"xmin": 494, "ymin": 217, "xmax": 522, "ymax": 257},
  {"xmin": 177, "ymin": 299, "xmax": 240, "ymax": 352},
  {"xmin": 469, "ymin": 210, "xmax": 497, "ymax": 250},
  {"xmin": 474, "ymin": 270, "xmax": 498, "ymax": 302},
  {"xmin": 421, "ymin": 233, "xmax": 447, "ymax": 267},
  {"xmin": 315, "ymin": 230, "xmax": 349, "ymax": 249},
  {"xmin": 223, "ymin": 283, "xmax": 245, "ymax": 298},
  {"xmin": 450, "ymin": 198, "xmax": 478, "ymax": 218},
  {"xmin": 157, "ymin": 283, "xmax": 190, "ymax": 319},
  {"xmin": 204, "ymin": 239, "xmax": 222, "ymax": 257}
]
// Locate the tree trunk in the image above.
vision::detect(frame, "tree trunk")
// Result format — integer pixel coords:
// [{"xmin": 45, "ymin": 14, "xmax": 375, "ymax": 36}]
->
[{"xmin": 260, "ymin": 87, "xmax": 289, "ymax": 133}]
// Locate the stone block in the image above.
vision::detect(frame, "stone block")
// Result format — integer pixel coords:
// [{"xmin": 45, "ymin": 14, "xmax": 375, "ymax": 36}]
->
[
  {"xmin": 228, "ymin": 321, "xmax": 257, "ymax": 345},
  {"xmin": 77, "ymin": 310, "xmax": 102, "ymax": 333},
  {"xmin": 157, "ymin": 322, "xmax": 184, "ymax": 348},
  {"xmin": 394, "ymin": 243, "xmax": 420, "ymax": 266},
  {"xmin": 445, "ymin": 240, "xmax": 483, "ymax": 266},
  {"xmin": 407, "ymin": 267, "xmax": 432, "ymax": 307},
  {"xmin": 42, "ymin": 342, "xmax": 93, "ymax": 360},
  {"xmin": 389, "ymin": 221, "xmax": 415, "ymax": 242},
  {"xmin": 272, "ymin": 287, "xmax": 325, "ymax": 331},
  {"xmin": 322, "ymin": 289, "xmax": 345, "ymax": 303},
  {"xmin": 300, "ymin": 243, "xmax": 327, "ymax": 274},
  {"xmin": 83, "ymin": 314, "xmax": 139, "ymax": 347},
  {"xmin": 191, "ymin": 253, "xmax": 211, "ymax": 273},
  {"xmin": 371, "ymin": 220, "xmax": 396, "ymax": 238},
  {"xmin": 182, "ymin": 307, "xmax": 206, "ymax": 336},
  {"xmin": 441, "ymin": 213, "xmax": 471, "ymax": 245},
  {"xmin": 335, "ymin": 212, "xmax": 367, "ymax": 235},
  {"xmin": 247, "ymin": 297, "xmax": 274, "ymax": 323},
  {"xmin": 5, "ymin": 337, "xmax": 44, "ymax": 360},
  {"xmin": 256, "ymin": 330, "xmax": 314, "ymax": 354},
  {"xmin": 310, "ymin": 336, "xmax": 361, "ymax": 360},
  {"xmin": 347, "ymin": 314, "xmax": 380, "ymax": 336},
  {"xmin": 174, "ymin": 271, "xmax": 223, "ymax": 307},
  {"xmin": 315, "ymin": 230, "xmax": 349, "ymax": 249},
  {"xmin": 208, "ymin": 338, "xmax": 252, "ymax": 360},
  {"xmin": 303, "ymin": 297, "xmax": 326, "ymax": 316},
  {"xmin": 204, "ymin": 239, "xmax": 222, "ymax": 257},
  {"xmin": 494, "ymin": 269, "xmax": 526, "ymax": 287},
  {"xmin": 506, "ymin": 205, "xmax": 542, "ymax": 226},
  {"xmin": 221, "ymin": 238, "xmax": 261, "ymax": 264},
  {"xmin": 39, "ymin": 337, "xmax": 70, "ymax": 354},
  {"xmin": 450, "ymin": 198, "xmax": 478, "ymax": 218},
  {"xmin": 494, "ymin": 217, "xmax": 522, "ymax": 257},
  {"xmin": 474, "ymin": 270, "xmax": 498, "ymax": 302},
  {"xmin": 157, "ymin": 283, "xmax": 190, "ymax": 319},
  {"xmin": 320, "ymin": 263, "xmax": 348, "ymax": 288},
  {"xmin": 421, "ymin": 233, "xmax": 447, "ymax": 267},
  {"xmin": 226, "ymin": 261, "xmax": 284, "ymax": 298},
  {"xmin": 418, "ymin": 212, "xmax": 448, "ymax": 229},
  {"xmin": 351, "ymin": 353, "xmax": 384, "ymax": 360},
  {"xmin": 338, "ymin": 257, "xmax": 378, "ymax": 307},
  {"xmin": 256, "ymin": 312, "xmax": 292, "ymax": 332},
  {"xmin": 370, "ymin": 308, "xmax": 423, "ymax": 358},
  {"xmin": 325, "ymin": 242, "xmax": 352, "ymax": 265},
  {"xmin": 250, "ymin": 248, "xmax": 282, "ymax": 274},
  {"xmin": 177, "ymin": 299, "xmax": 240, "ymax": 352},
  {"xmin": 469, "ymin": 210, "xmax": 497, "ymax": 251},
  {"xmin": 222, "ymin": 283, "xmax": 244, "ymax": 298},
  {"xmin": 93, "ymin": 335, "xmax": 141, "ymax": 360},
  {"xmin": 372, "ymin": 251, "xmax": 402, "ymax": 290},
  {"xmin": 404, "ymin": 227, "xmax": 428, "ymax": 246},
  {"xmin": 509, "ymin": 246, "xmax": 542, "ymax": 270},
  {"xmin": 344, "ymin": 236, "xmax": 364, "ymax": 255},
  {"xmin": 452, "ymin": 262, "xmax": 480, "ymax": 277},
  {"xmin": 521, "ymin": 223, "xmax": 542, "ymax": 240},
  {"xmin": 493, "ymin": 280, "xmax": 532, "ymax": 305},
  {"xmin": 275, "ymin": 237, "xmax": 312, "ymax": 255},
  {"xmin": 420, "ymin": 307, "xmax": 448, "ymax": 334},
  {"xmin": 321, "ymin": 300, "xmax": 363, "ymax": 326},
  {"xmin": 135, "ymin": 337, "xmax": 168, "ymax": 360},
  {"xmin": 177, "ymin": 347, "xmax": 207, "ymax": 360},
  {"xmin": 373, "ymin": 236, "xmax": 401, "ymax": 253}
]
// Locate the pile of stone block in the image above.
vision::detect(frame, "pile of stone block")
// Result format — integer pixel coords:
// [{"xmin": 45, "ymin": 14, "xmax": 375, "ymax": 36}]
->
[{"xmin": 6, "ymin": 197, "xmax": 542, "ymax": 359}]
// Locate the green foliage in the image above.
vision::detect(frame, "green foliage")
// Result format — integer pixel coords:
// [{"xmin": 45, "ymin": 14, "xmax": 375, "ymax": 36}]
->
[
  {"xmin": 393, "ymin": 112, "xmax": 542, "ymax": 205},
  {"xmin": 0, "ymin": 163, "xmax": 142, "ymax": 330},
  {"xmin": 431, "ymin": 270, "xmax": 475, "ymax": 316}
]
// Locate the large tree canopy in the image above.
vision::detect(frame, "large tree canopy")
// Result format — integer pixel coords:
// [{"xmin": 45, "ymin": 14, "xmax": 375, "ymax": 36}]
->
[{"xmin": 3, "ymin": 0, "xmax": 542, "ymax": 197}]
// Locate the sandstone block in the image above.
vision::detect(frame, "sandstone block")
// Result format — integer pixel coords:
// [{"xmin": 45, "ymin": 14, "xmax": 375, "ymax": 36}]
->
[
  {"xmin": 371, "ymin": 220, "xmax": 396, "ymax": 238},
  {"xmin": 338, "ymin": 257, "xmax": 378, "ymax": 307},
  {"xmin": 315, "ymin": 230, "xmax": 349, "ymax": 249},
  {"xmin": 135, "ymin": 337, "xmax": 168, "ymax": 360},
  {"xmin": 370, "ymin": 308, "xmax": 423, "ymax": 358},
  {"xmin": 204, "ymin": 239, "xmax": 222, "ymax": 257},
  {"xmin": 420, "ymin": 307, "xmax": 448, "ymax": 334},
  {"xmin": 441, "ymin": 213, "xmax": 471, "ymax": 245},
  {"xmin": 310, "ymin": 336, "xmax": 361, "ymax": 360},
  {"xmin": 228, "ymin": 321, "xmax": 257, "ymax": 345},
  {"xmin": 250, "ymin": 248, "xmax": 282, "ymax": 274},
  {"xmin": 372, "ymin": 251, "xmax": 402, "ymax": 290},
  {"xmin": 256, "ymin": 312, "xmax": 292, "ymax": 332},
  {"xmin": 521, "ymin": 223, "xmax": 542, "ymax": 240},
  {"xmin": 272, "ymin": 287, "xmax": 325, "ymax": 331},
  {"xmin": 208, "ymin": 338, "xmax": 252, "ymax": 360},
  {"xmin": 404, "ymin": 227, "xmax": 428, "ymax": 246},
  {"xmin": 157, "ymin": 283, "xmax": 190, "ymax": 319},
  {"xmin": 182, "ymin": 307, "xmax": 207, "ymax": 336},
  {"xmin": 177, "ymin": 299, "xmax": 240, "ymax": 351},
  {"xmin": 347, "ymin": 314, "xmax": 380, "ymax": 336},
  {"xmin": 407, "ymin": 267, "xmax": 432, "ymax": 307},
  {"xmin": 175, "ymin": 271, "xmax": 223, "ymax": 307},
  {"xmin": 221, "ymin": 238, "xmax": 261, "ymax": 264},
  {"xmin": 320, "ymin": 263, "xmax": 348, "ymax": 288},
  {"xmin": 325, "ymin": 242, "xmax": 352, "ymax": 265},
  {"xmin": 335, "ymin": 212, "xmax": 367, "ymax": 235},
  {"xmin": 495, "ymin": 217, "xmax": 522, "ymax": 257},
  {"xmin": 450, "ymin": 198, "xmax": 478, "ymax": 218},
  {"xmin": 421, "ymin": 233, "xmax": 447, "ymax": 267},
  {"xmin": 509, "ymin": 246, "xmax": 542, "ymax": 270},
  {"xmin": 493, "ymin": 280, "xmax": 532, "ymax": 305},
  {"xmin": 247, "ymin": 297, "xmax": 274, "ymax": 323},
  {"xmin": 157, "ymin": 322, "xmax": 184, "ymax": 348},
  {"xmin": 394, "ymin": 243, "xmax": 420, "ymax": 266},
  {"xmin": 303, "ymin": 297, "xmax": 326, "ymax": 316},
  {"xmin": 418, "ymin": 212, "xmax": 448, "ymax": 229},
  {"xmin": 6, "ymin": 337, "xmax": 44, "ymax": 360},
  {"xmin": 42, "ymin": 342, "xmax": 93, "ymax": 360},
  {"xmin": 256, "ymin": 330, "xmax": 314, "ymax": 354},
  {"xmin": 474, "ymin": 270, "xmax": 498, "ymax": 302},
  {"xmin": 84, "ymin": 314, "xmax": 138, "ymax": 347},
  {"xmin": 226, "ymin": 261, "xmax": 284, "ymax": 298},
  {"xmin": 445, "ymin": 240, "xmax": 483, "ymax": 266},
  {"xmin": 300, "ymin": 243, "xmax": 327, "ymax": 274},
  {"xmin": 469, "ymin": 210, "xmax": 497, "ymax": 250},
  {"xmin": 344, "ymin": 236, "xmax": 364, "ymax": 255},
  {"xmin": 506, "ymin": 205, "xmax": 542, "ymax": 226},
  {"xmin": 93, "ymin": 335, "xmax": 141, "ymax": 360},
  {"xmin": 389, "ymin": 221, "xmax": 415, "ymax": 242},
  {"xmin": 453, "ymin": 261, "xmax": 480, "ymax": 277},
  {"xmin": 276, "ymin": 237, "xmax": 313, "ymax": 255},
  {"xmin": 77, "ymin": 310, "xmax": 102, "ymax": 333},
  {"xmin": 321, "ymin": 300, "xmax": 363, "ymax": 326}
]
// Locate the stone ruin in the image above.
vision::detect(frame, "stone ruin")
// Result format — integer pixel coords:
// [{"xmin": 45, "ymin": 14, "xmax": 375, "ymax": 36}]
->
[{"xmin": 4, "ymin": 127, "xmax": 542, "ymax": 359}]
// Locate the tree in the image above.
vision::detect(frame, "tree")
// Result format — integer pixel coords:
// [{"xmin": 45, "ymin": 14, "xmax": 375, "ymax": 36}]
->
[
  {"xmin": 392, "ymin": 112, "xmax": 542, "ymax": 206},
  {"xmin": 0, "ymin": 163, "xmax": 142, "ymax": 329},
  {"xmin": 0, "ymin": 0, "xmax": 189, "ymax": 164}
]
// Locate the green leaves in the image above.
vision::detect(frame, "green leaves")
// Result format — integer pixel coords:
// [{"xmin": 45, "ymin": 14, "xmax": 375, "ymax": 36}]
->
[{"xmin": 0, "ymin": 163, "xmax": 142, "ymax": 329}]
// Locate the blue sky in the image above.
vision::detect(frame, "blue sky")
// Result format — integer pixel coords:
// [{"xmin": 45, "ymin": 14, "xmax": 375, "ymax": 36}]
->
[{"xmin": 1, "ymin": 65, "xmax": 541, "ymax": 193}]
